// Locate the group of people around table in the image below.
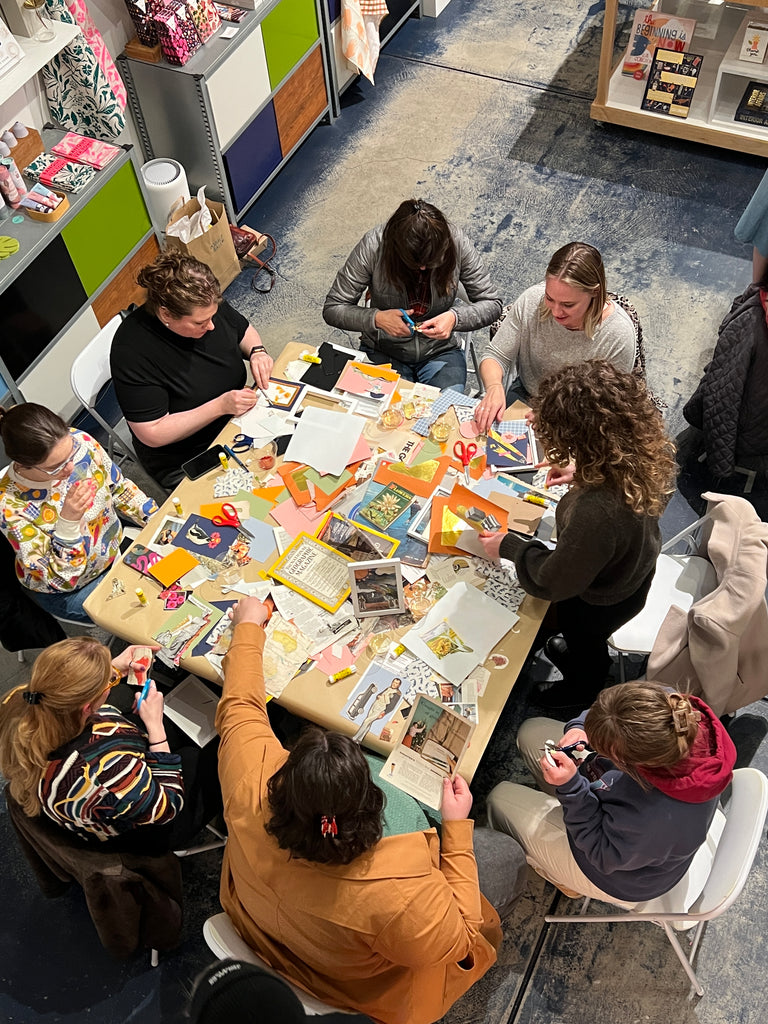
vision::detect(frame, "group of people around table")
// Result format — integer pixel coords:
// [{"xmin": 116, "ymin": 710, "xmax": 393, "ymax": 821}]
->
[{"xmin": 0, "ymin": 196, "xmax": 740, "ymax": 1022}]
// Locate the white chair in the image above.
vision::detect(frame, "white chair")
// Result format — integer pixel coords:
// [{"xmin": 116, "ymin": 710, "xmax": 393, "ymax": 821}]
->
[
  {"xmin": 203, "ymin": 912, "xmax": 354, "ymax": 1015},
  {"xmin": 545, "ymin": 767, "xmax": 768, "ymax": 998},
  {"xmin": 70, "ymin": 315, "xmax": 136, "ymax": 465},
  {"xmin": 608, "ymin": 515, "xmax": 718, "ymax": 682}
]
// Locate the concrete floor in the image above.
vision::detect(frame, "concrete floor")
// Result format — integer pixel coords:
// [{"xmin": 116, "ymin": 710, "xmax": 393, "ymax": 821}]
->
[{"xmin": 2, "ymin": 1, "xmax": 768, "ymax": 1021}]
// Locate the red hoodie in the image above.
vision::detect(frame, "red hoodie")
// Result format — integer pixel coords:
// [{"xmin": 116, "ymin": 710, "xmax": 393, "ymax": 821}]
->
[{"xmin": 638, "ymin": 695, "xmax": 737, "ymax": 803}]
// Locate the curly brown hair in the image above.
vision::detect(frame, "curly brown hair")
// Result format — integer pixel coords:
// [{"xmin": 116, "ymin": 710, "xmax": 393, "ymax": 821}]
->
[
  {"xmin": 137, "ymin": 251, "xmax": 221, "ymax": 318},
  {"xmin": 532, "ymin": 359, "xmax": 676, "ymax": 517},
  {"xmin": 266, "ymin": 727, "xmax": 384, "ymax": 865}
]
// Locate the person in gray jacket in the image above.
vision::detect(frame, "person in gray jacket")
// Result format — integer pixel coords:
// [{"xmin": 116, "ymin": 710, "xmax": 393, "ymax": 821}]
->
[{"xmin": 322, "ymin": 199, "xmax": 502, "ymax": 391}]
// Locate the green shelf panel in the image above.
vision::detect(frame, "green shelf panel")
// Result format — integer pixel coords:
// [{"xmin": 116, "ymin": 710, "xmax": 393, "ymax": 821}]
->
[
  {"xmin": 61, "ymin": 162, "xmax": 151, "ymax": 297},
  {"xmin": 262, "ymin": 0, "xmax": 319, "ymax": 90}
]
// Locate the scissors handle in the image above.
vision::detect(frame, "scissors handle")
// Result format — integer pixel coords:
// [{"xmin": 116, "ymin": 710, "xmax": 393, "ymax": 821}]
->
[{"xmin": 453, "ymin": 441, "xmax": 468, "ymax": 463}]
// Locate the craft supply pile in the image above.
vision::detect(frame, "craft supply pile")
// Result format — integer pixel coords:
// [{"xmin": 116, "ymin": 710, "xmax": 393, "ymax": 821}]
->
[{"xmin": 113, "ymin": 341, "xmax": 568, "ymax": 801}]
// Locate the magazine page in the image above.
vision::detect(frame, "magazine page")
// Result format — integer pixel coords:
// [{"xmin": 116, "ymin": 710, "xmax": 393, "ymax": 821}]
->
[{"xmin": 380, "ymin": 695, "xmax": 475, "ymax": 810}]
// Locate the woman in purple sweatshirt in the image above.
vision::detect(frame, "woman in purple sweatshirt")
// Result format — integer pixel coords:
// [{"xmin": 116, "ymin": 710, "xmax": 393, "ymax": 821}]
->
[{"xmin": 486, "ymin": 682, "xmax": 737, "ymax": 906}]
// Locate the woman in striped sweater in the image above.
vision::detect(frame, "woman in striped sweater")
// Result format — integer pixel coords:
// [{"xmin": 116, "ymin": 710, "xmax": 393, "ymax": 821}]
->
[{"xmin": 0, "ymin": 637, "xmax": 186, "ymax": 851}]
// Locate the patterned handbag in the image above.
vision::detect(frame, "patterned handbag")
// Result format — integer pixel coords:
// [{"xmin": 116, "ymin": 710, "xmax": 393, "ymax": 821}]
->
[
  {"xmin": 124, "ymin": 0, "xmax": 162, "ymax": 46},
  {"xmin": 153, "ymin": 0, "xmax": 201, "ymax": 66},
  {"xmin": 184, "ymin": 0, "xmax": 220, "ymax": 44}
]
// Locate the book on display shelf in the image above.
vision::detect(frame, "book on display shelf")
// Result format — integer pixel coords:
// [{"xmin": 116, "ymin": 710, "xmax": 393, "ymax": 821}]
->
[
  {"xmin": 640, "ymin": 48, "xmax": 703, "ymax": 120},
  {"xmin": 734, "ymin": 81, "xmax": 768, "ymax": 128},
  {"xmin": 739, "ymin": 22, "xmax": 768, "ymax": 65},
  {"xmin": 622, "ymin": 9, "xmax": 697, "ymax": 80}
]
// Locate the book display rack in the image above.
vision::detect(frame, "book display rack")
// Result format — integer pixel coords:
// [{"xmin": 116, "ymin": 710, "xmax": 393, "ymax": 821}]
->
[{"xmin": 592, "ymin": 0, "xmax": 768, "ymax": 157}]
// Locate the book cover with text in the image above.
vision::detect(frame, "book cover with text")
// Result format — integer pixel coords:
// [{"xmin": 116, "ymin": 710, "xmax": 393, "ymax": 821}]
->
[{"xmin": 623, "ymin": 10, "xmax": 697, "ymax": 79}]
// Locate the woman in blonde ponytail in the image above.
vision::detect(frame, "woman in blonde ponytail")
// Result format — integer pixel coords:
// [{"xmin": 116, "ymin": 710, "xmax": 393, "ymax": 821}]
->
[{"xmin": 487, "ymin": 682, "xmax": 737, "ymax": 907}]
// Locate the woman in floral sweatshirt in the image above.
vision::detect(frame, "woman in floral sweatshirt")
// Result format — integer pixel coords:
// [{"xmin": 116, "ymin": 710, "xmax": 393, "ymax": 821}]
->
[{"xmin": 0, "ymin": 403, "xmax": 157, "ymax": 623}]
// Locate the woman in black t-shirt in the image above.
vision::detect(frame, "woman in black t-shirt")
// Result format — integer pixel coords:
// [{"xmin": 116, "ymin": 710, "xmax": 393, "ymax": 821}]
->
[{"xmin": 111, "ymin": 252, "xmax": 273, "ymax": 489}]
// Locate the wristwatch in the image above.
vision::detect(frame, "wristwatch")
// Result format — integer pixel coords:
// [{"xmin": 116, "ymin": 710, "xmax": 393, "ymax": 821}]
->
[{"xmin": 249, "ymin": 345, "xmax": 266, "ymax": 358}]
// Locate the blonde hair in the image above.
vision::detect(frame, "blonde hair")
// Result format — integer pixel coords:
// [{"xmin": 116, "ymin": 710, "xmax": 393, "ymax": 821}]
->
[
  {"xmin": 0, "ymin": 638, "xmax": 112, "ymax": 816},
  {"xmin": 585, "ymin": 682, "xmax": 701, "ymax": 788},
  {"xmin": 539, "ymin": 242, "xmax": 607, "ymax": 339},
  {"xmin": 532, "ymin": 360, "xmax": 677, "ymax": 517}
]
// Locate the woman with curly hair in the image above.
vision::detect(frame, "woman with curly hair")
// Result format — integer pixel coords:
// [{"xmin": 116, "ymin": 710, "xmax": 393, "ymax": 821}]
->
[
  {"xmin": 486, "ymin": 682, "xmax": 736, "ymax": 905},
  {"xmin": 111, "ymin": 251, "xmax": 273, "ymax": 489},
  {"xmin": 480, "ymin": 360, "xmax": 677, "ymax": 713}
]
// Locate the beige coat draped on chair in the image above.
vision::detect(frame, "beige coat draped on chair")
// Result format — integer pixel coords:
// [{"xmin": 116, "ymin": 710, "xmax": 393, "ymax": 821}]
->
[{"xmin": 647, "ymin": 491, "xmax": 768, "ymax": 715}]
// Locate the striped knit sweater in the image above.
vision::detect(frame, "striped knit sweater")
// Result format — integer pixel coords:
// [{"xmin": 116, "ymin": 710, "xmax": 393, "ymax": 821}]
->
[{"xmin": 39, "ymin": 705, "xmax": 185, "ymax": 842}]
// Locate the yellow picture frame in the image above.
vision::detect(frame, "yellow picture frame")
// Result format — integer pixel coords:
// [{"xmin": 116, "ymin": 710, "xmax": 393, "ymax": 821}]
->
[
  {"xmin": 315, "ymin": 511, "xmax": 399, "ymax": 561},
  {"xmin": 266, "ymin": 532, "xmax": 351, "ymax": 612}
]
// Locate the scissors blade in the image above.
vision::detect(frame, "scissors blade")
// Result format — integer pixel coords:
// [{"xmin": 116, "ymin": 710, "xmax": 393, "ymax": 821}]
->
[{"xmin": 464, "ymin": 467, "xmax": 471, "ymax": 486}]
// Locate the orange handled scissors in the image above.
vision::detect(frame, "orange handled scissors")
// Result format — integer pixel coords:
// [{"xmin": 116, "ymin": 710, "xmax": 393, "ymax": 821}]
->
[
  {"xmin": 453, "ymin": 441, "xmax": 477, "ymax": 486},
  {"xmin": 212, "ymin": 503, "xmax": 254, "ymax": 538}
]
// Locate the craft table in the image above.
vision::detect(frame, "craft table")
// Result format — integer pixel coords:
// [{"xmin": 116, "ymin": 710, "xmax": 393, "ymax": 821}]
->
[{"xmin": 84, "ymin": 342, "xmax": 549, "ymax": 780}]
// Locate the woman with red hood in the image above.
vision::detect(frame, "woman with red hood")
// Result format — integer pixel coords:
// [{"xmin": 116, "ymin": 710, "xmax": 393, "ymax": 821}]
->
[{"xmin": 486, "ymin": 682, "xmax": 736, "ymax": 905}]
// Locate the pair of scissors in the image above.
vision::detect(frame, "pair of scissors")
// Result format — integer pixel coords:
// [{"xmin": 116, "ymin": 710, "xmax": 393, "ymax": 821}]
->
[
  {"xmin": 453, "ymin": 441, "xmax": 477, "ymax": 485},
  {"xmin": 212, "ymin": 502, "xmax": 254, "ymax": 538},
  {"xmin": 399, "ymin": 309, "xmax": 423, "ymax": 335},
  {"xmin": 230, "ymin": 433, "xmax": 256, "ymax": 453}
]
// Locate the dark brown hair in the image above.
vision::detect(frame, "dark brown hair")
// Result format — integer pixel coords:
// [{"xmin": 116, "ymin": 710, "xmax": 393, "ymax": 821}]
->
[
  {"xmin": 266, "ymin": 727, "xmax": 384, "ymax": 865},
  {"xmin": 380, "ymin": 198, "xmax": 457, "ymax": 296},
  {"xmin": 138, "ymin": 251, "xmax": 221, "ymax": 318},
  {"xmin": 532, "ymin": 359, "xmax": 677, "ymax": 517},
  {"xmin": 0, "ymin": 404, "xmax": 69, "ymax": 468},
  {"xmin": 585, "ymin": 682, "xmax": 701, "ymax": 788}
]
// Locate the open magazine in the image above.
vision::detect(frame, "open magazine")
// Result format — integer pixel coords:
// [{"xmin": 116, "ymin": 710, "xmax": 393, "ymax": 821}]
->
[{"xmin": 380, "ymin": 695, "xmax": 475, "ymax": 810}]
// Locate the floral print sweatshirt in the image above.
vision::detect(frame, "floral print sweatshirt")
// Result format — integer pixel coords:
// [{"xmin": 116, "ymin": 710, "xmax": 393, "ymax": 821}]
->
[{"xmin": 0, "ymin": 429, "xmax": 157, "ymax": 594}]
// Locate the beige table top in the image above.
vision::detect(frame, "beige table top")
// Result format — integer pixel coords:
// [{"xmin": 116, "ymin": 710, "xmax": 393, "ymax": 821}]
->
[{"xmin": 85, "ymin": 342, "xmax": 548, "ymax": 780}]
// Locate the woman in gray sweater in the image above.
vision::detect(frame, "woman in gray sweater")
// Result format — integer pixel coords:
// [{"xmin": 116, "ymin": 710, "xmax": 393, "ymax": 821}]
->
[
  {"xmin": 475, "ymin": 242, "xmax": 635, "ymax": 432},
  {"xmin": 323, "ymin": 199, "xmax": 501, "ymax": 391},
  {"xmin": 480, "ymin": 361, "xmax": 676, "ymax": 714}
]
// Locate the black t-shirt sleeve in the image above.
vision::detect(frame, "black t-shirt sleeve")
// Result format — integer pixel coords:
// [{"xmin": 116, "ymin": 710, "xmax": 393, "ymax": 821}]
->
[{"xmin": 111, "ymin": 311, "xmax": 172, "ymax": 424}]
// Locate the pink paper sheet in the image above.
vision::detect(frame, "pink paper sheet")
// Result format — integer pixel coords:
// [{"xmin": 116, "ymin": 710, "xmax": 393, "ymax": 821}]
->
[{"xmin": 269, "ymin": 497, "xmax": 326, "ymax": 537}]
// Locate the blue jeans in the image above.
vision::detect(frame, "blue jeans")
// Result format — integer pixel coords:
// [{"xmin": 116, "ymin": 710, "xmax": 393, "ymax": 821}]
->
[
  {"xmin": 362, "ymin": 345, "xmax": 467, "ymax": 391},
  {"xmin": 25, "ymin": 572, "xmax": 107, "ymax": 625}
]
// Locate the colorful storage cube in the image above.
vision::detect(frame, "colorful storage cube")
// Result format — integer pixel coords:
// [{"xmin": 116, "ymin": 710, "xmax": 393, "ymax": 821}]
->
[
  {"xmin": 154, "ymin": 0, "xmax": 201, "ymax": 66},
  {"xmin": 184, "ymin": 0, "xmax": 221, "ymax": 43}
]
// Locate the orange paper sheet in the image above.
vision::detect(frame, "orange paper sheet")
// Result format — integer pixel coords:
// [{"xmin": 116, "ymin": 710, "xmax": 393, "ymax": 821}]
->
[
  {"xmin": 446, "ymin": 484, "xmax": 510, "ymax": 533},
  {"xmin": 148, "ymin": 548, "xmax": 200, "ymax": 587},
  {"xmin": 373, "ymin": 456, "xmax": 452, "ymax": 498},
  {"xmin": 427, "ymin": 496, "xmax": 467, "ymax": 555}
]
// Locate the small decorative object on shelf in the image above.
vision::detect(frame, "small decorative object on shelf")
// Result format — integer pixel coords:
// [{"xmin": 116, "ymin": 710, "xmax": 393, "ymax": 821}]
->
[
  {"xmin": 738, "ymin": 21, "xmax": 768, "ymax": 65},
  {"xmin": 641, "ymin": 47, "xmax": 703, "ymax": 120},
  {"xmin": 154, "ymin": 1, "xmax": 202, "ymax": 66},
  {"xmin": 22, "ymin": 0, "xmax": 54, "ymax": 42},
  {"xmin": 734, "ymin": 80, "xmax": 768, "ymax": 128},
  {"xmin": 622, "ymin": 9, "xmax": 697, "ymax": 81}
]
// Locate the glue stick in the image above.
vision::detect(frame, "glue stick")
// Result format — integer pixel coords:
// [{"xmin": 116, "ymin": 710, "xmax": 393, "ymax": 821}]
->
[
  {"xmin": 300, "ymin": 352, "xmax": 321, "ymax": 364},
  {"xmin": 172, "ymin": 496, "xmax": 183, "ymax": 516},
  {"xmin": 218, "ymin": 451, "xmax": 229, "ymax": 471},
  {"xmin": 328, "ymin": 665, "xmax": 356, "ymax": 685},
  {"xmin": 135, "ymin": 587, "xmax": 148, "ymax": 606}
]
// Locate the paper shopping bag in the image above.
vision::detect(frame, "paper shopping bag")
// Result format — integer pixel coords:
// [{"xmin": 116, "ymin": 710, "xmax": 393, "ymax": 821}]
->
[{"xmin": 165, "ymin": 195, "xmax": 241, "ymax": 289}]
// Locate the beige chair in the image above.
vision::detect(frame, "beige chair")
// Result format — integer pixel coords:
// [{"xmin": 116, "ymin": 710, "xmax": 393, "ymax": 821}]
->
[
  {"xmin": 545, "ymin": 767, "xmax": 768, "ymax": 998},
  {"xmin": 203, "ymin": 912, "xmax": 355, "ymax": 1016}
]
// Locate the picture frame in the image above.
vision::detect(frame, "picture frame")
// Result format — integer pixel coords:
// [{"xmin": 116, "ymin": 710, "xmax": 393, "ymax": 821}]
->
[
  {"xmin": 267, "ymin": 532, "xmax": 351, "ymax": 612},
  {"xmin": 348, "ymin": 558, "xmax": 406, "ymax": 618},
  {"xmin": 288, "ymin": 385, "xmax": 357, "ymax": 421},
  {"xmin": 258, "ymin": 377, "xmax": 304, "ymax": 412},
  {"xmin": 316, "ymin": 511, "xmax": 399, "ymax": 561},
  {"xmin": 407, "ymin": 484, "xmax": 453, "ymax": 541}
]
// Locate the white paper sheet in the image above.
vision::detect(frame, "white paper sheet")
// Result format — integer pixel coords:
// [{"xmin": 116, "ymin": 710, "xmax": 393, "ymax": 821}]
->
[
  {"xmin": 284, "ymin": 407, "xmax": 365, "ymax": 476},
  {"xmin": 402, "ymin": 581, "xmax": 517, "ymax": 686},
  {"xmin": 163, "ymin": 675, "xmax": 220, "ymax": 747}
]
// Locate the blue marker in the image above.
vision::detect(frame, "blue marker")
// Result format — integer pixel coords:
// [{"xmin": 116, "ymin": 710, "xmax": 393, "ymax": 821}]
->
[{"xmin": 136, "ymin": 677, "xmax": 152, "ymax": 711}]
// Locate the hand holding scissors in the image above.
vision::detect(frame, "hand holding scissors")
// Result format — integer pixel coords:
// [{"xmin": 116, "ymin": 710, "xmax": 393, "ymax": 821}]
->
[
  {"xmin": 453, "ymin": 441, "xmax": 477, "ymax": 485},
  {"xmin": 212, "ymin": 502, "xmax": 254, "ymax": 538}
]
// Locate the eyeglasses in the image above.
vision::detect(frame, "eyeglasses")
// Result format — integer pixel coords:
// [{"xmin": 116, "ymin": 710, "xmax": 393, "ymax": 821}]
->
[
  {"xmin": 106, "ymin": 668, "xmax": 122, "ymax": 690},
  {"xmin": 36, "ymin": 439, "xmax": 79, "ymax": 477}
]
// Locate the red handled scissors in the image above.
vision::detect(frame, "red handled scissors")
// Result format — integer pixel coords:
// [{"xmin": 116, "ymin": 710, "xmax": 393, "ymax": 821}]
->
[
  {"xmin": 212, "ymin": 503, "xmax": 254, "ymax": 538},
  {"xmin": 453, "ymin": 441, "xmax": 477, "ymax": 486}
]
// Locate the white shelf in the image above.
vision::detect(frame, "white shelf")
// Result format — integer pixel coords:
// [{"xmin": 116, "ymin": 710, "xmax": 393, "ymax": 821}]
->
[{"xmin": 0, "ymin": 21, "xmax": 80, "ymax": 106}]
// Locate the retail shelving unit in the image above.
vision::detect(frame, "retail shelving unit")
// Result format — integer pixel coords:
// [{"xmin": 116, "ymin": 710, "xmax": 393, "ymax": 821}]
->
[{"xmin": 592, "ymin": 0, "xmax": 768, "ymax": 157}]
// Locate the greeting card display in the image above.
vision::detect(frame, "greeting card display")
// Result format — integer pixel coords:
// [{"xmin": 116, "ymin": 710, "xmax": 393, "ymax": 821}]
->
[
  {"xmin": 154, "ymin": 1, "xmax": 201, "ymax": 66},
  {"xmin": 184, "ymin": 0, "xmax": 221, "ymax": 42}
]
